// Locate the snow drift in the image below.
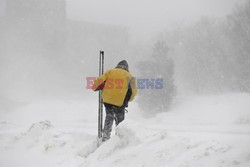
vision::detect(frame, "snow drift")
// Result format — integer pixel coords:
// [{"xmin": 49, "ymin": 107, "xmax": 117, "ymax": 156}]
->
[{"xmin": 0, "ymin": 93, "xmax": 250, "ymax": 167}]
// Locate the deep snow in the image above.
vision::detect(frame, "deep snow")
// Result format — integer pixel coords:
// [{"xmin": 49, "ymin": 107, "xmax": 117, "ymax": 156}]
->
[{"xmin": 0, "ymin": 93, "xmax": 250, "ymax": 167}]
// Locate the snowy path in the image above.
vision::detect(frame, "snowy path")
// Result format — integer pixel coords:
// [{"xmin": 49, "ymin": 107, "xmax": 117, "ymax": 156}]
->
[{"xmin": 0, "ymin": 94, "xmax": 250, "ymax": 167}]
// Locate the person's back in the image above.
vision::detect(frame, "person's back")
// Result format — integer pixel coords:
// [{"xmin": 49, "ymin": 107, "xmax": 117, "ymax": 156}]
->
[
  {"xmin": 92, "ymin": 60, "xmax": 137, "ymax": 141},
  {"xmin": 101, "ymin": 68, "xmax": 135, "ymax": 107}
]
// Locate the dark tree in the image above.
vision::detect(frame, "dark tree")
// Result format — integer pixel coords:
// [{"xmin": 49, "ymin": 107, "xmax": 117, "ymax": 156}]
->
[
  {"xmin": 137, "ymin": 41, "xmax": 176, "ymax": 115},
  {"xmin": 226, "ymin": 1, "xmax": 250, "ymax": 92}
]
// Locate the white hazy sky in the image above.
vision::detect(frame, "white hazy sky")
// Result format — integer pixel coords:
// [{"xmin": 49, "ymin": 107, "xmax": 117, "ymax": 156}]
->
[
  {"xmin": 0, "ymin": 0, "xmax": 6, "ymax": 16},
  {"xmin": 66, "ymin": 0, "xmax": 245, "ymax": 33},
  {"xmin": 0, "ymin": 0, "xmax": 246, "ymax": 34}
]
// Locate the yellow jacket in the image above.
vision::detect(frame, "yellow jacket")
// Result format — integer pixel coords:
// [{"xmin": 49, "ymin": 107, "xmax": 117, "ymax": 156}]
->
[{"xmin": 92, "ymin": 68, "xmax": 137, "ymax": 107}]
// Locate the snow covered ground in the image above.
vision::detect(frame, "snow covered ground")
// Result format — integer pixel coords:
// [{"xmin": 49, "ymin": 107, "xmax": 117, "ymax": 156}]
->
[{"xmin": 0, "ymin": 93, "xmax": 250, "ymax": 167}]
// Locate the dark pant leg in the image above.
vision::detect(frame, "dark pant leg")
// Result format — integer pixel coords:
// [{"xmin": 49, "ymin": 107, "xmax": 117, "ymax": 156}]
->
[
  {"xmin": 102, "ymin": 107, "xmax": 115, "ymax": 141},
  {"xmin": 114, "ymin": 108, "xmax": 125, "ymax": 126}
]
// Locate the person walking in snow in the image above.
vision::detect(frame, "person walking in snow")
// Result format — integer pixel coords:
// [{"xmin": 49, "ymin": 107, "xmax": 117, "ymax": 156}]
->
[{"xmin": 92, "ymin": 60, "xmax": 137, "ymax": 141}]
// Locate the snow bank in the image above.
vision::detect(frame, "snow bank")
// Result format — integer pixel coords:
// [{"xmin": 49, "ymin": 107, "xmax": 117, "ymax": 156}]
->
[{"xmin": 0, "ymin": 93, "xmax": 250, "ymax": 167}]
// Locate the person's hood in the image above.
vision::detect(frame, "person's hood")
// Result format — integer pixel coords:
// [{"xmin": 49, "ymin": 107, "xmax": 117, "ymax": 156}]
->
[{"xmin": 116, "ymin": 60, "xmax": 129, "ymax": 72}]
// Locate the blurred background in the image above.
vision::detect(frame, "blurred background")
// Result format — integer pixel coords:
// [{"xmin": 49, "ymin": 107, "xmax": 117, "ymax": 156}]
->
[{"xmin": 0, "ymin": 0, "xmax": 249, "ymax": 115}]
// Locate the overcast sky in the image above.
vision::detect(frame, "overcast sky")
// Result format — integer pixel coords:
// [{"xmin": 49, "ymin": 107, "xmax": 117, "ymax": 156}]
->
[
  {"xmin": 66, "ymin": 0, "xmax": 245, "ymax": 34},
  {"xmin": 0, "ymin": 0, "xmax": 5, "ymax": 17},
  {"xmin": 0, "ymin": 0, "xmax": 246, "ymax": 34}
]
